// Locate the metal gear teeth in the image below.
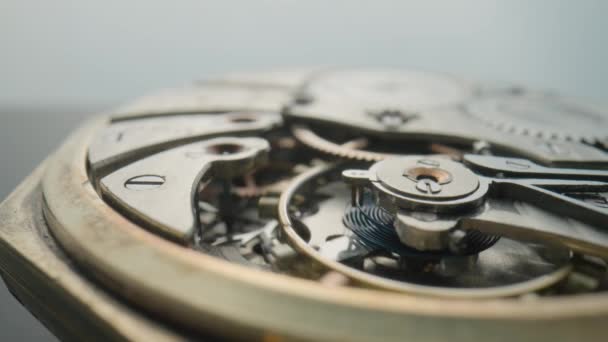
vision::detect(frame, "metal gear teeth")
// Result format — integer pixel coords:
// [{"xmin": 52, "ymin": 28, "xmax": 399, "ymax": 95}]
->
[
  {"xmin": 477, "ymin": 115, "xmax": 605, "ymax": 144},
  {"xmin": 291, "ymin": 125, "xmax": 395, "ymax": 162},
  {"xmin": 467, "ymin": 96, "xmax": 608, "ymax": 145}
]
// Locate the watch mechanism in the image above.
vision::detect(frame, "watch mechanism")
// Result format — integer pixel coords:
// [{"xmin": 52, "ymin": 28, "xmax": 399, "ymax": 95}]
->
[{"xmin": 2, "ymin": 68, "xmax": 608, "ymax": 341}]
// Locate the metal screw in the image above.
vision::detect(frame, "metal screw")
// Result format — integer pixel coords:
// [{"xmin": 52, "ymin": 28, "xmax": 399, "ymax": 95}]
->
[
  {"xmin": 124, "ymin": 175, "xmax": 165, "ymax": 190},
  {"xmin": 369, "ymin": 109, "xmax": 417, "ymax": 130},
  {"xmin": 379, "ymin": 112, "xmax": 405, "ymax": 128},
  {"xmin": 416, "ymin": 178, "xmax": 442, "ymax": 194},
  {"xmin": 473, "ymin": 141, "xmax": 491, "ymax": 155}
]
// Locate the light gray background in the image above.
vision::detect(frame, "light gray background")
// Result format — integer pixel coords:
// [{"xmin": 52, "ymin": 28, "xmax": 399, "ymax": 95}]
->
[{"xmin": 0, "ymin": 0, "xmax": 606, "ymax": 340}]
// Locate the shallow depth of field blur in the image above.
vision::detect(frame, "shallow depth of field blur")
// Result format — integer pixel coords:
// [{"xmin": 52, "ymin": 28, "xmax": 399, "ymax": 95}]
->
[{"xmin": 0, "ymin": 1, "xmax": 606, "ymax": 340}]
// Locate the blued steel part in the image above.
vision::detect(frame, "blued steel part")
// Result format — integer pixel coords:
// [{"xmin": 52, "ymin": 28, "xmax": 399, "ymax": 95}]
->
[
  {"xmin": 286, "ymin": 69, "xmax": 608, "ymax": 167},
  {"xmin": 343, "ymin": 205, "xmax": 499, "ymax": 256},
  {"xmin": 41, "ymin": 117, "xmax": 608, "ymax": 342},
  {"xmin": 302, "ymin": 182, "xmax": 546, "ymax": 290},
  {"xmin": 110, "ymin": 82, "xmax": 293, "ymax": 121},
  {"xmin": 88, "ymin": 112, "xmax": 281, "ymax": 177},
  {"xmin": 343, "ymin": 206, "xmax": 497, "ymax": 257},
  {"xmin": 350, "ymin": 155, "xmax": 608, "ymax": 257},
  {"xmin": 279, "ymin": 164, "xmax": 571, "ymax": 298},
  {"xmin": 344, "ymin": 206, "xmax": 408, "ymax": 255},
  {"xmin": 100, "ymin": 137, "xmax": 269, "ymax": 243},
  {"xmin": 0, "ymin": 154, "xmax": 184, "ymax": 340},
  {"xmin": 466, "ymin": 93, "xmax": 608, "ymax": 143}
]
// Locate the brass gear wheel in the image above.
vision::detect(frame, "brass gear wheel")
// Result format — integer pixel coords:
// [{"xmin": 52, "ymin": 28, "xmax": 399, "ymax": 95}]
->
[{"xmin": 291, "ymin": 125, "xmax": 394, "ymax": 161}]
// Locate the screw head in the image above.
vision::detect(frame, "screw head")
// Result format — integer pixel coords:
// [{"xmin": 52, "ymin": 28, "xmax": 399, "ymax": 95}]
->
[
  {"xmin": 368, "ymin": 109, "xmax": 417, "ymax": 130},
  {"xmin": 415, "ymin": 178, "xmax": 442, "ymax": 194},
  {"xmin": 124, "ymin": 175, "xmax": 165, "ymax": 190}
]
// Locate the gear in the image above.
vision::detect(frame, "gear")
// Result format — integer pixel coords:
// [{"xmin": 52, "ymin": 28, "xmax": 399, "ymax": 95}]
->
[
  {"xmin": 291, "ymin": 125, "xmax": 466, "ymax": 162},
  {"xmin": 8, "ymin": 68, "xmax": 608, "ymax": 341},
  {"xmin": 291, "ymin": 125, "xmax": 394, "ymax": 161},
  {"xmin": 466, "ymin": 92, "xmax": 608, "ymax": 144}
]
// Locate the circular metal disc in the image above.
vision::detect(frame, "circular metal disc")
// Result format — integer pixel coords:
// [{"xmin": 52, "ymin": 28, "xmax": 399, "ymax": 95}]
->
[{"xmin": 372, "ymin": 156, "xmax": 480, "ymax": 200}]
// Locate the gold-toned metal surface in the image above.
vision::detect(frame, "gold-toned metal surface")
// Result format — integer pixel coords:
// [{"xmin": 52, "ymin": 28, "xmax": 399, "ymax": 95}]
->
[
  {"xmin": 0, "ymin": 150, "xmax": 185, "ymax": 341},
  {"xmin": 2, "ymin": 69, "xmax": 608, "ymax": 341}
]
